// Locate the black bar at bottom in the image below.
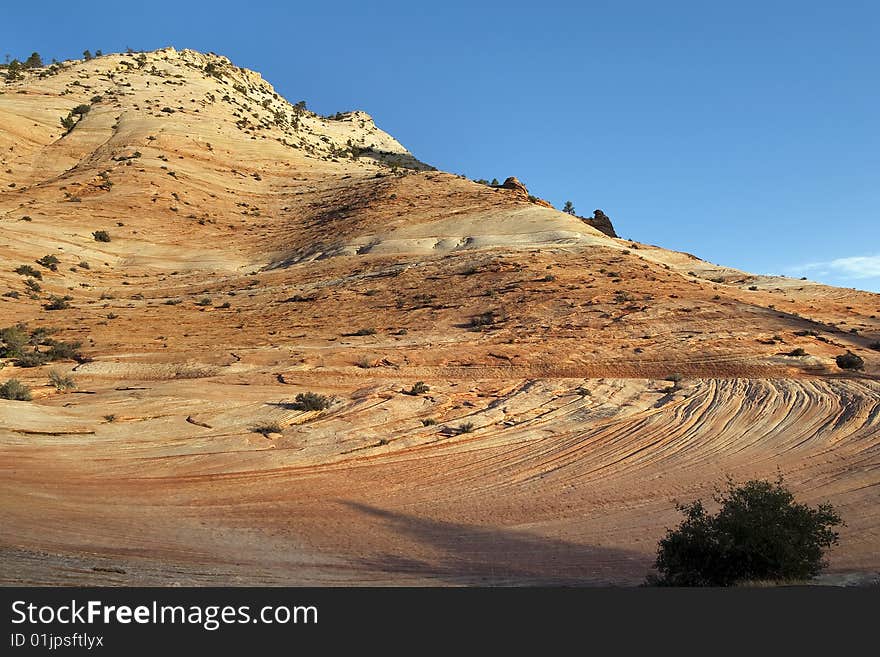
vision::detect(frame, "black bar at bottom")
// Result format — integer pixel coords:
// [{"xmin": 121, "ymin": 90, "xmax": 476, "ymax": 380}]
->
[{"xmin": 1, "ymin": 587, "xmax": 876, "ymax": 654}]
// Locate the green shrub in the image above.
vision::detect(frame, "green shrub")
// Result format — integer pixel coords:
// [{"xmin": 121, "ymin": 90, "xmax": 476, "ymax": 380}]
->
[
  {"xmin": 92, "ymin": 230, "xmax": 111, "ymax": 242},
  {"xmin": 251, "ymin": 422, "xmax": 283, "ymax": 436},
  {"xmin": 14, "ymin": 264, "xmax": 42, "ymax": 279},
  {"xmin": 49, "ymin": 370, "xmax": 76, "ymax": 391},
  {"xmin": 4, "ymin": 60, "xmax": 24, "ymax": 82},
  {"xmin": 0, "ymin": 325, "xmax": 30, "ymax": 358},
  {"xmin": 405, "ymin": 381, "xmax": 430, "ymax": 395},
  {"xmin": 43, "ymin": 296, "xmax": 72, "ymax": 310},
  {"xmin": 14, "ymin": 350, "xmax": 50, "ymax": 368},
  {"xmin": 457, "ymin": 421, "xmax": 475, "ymax": 434},
  {"xmin": 0, "ymin": 379, "xmax": 32, "ymax": 401},
  {"xmin": 292, "ymin": 392, "xmax": 332, "ymax": 411},
  {"xmin": 45, "ymin": 340, "xmax": 82, "ymax": 362},
  {"xmin": 648, "ymin": 477, "xmax": 842, "ymax": 586},
  {"xmin": 36, "ymin": 254, "xmax": 60, "ymax": 271},
  {"xmin": 835, "ymin": 351, "xmax": 864, "ymax": 371},
  {"xmin": 60, "ymin": 114, "xmax": 77, "ymax": 132}
]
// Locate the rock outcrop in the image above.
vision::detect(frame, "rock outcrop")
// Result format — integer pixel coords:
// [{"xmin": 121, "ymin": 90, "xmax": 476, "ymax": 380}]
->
[
  {"xmin": 581, "ymin": 209, "xmax": 618, "ymax": 238},
  {"xmin": 500, "ymin": 176, "xmax": 554, "ymax": 209}
]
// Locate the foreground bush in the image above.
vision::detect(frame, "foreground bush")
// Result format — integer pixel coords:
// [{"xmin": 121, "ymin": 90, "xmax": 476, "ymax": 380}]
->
[
  {"xmin": 0, "ymin": 379, "xmax": 32, "ymax": 401},
  {"xmin": 649, "ymin": 477, "xmax": 842, "ymax": 586}
]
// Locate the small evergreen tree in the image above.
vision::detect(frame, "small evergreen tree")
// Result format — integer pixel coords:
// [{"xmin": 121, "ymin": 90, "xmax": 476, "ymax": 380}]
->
[
  {"xmin": 24, "ymin": 52, "xmax": 43, "ymax": 69},
  {"xmin": 83, "ymin": 50, "xmax": 93, "ymax": 61},
  {"xmin": 4, "ymin": 60, "xmax": 24, "ymax": 82},
  {"xmin": 563, "ymin": 201, "xmax": 576, "ymax": 215}
]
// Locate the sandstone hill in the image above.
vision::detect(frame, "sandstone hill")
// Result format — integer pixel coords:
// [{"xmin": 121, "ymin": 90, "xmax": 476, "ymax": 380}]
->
[{"xmin": 1, "ymin": 49, "xmax": 878, "ymax": 585}]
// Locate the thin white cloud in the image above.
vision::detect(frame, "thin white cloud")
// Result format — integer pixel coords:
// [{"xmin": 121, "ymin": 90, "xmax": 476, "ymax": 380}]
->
[{"xmin": 790, "ymin": 254, "xmax": 880, "ymax": 280}]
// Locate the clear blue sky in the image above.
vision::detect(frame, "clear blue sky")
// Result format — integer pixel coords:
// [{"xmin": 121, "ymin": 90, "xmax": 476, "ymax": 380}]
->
[{"xmin": 5, "ymin": 1, "xmax": 879, "ymax": 291}]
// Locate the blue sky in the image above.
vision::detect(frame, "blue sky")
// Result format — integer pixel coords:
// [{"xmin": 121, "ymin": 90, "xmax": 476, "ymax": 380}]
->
[{"xmin": 4, "ymin": 1, "xmax": 878, "ymax": 291}]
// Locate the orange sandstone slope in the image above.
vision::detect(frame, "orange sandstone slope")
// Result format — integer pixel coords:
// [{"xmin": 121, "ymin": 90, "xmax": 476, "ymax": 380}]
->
[{"xmin": 0, "ymin": 49, "xmax": 878, "ymax": 586}]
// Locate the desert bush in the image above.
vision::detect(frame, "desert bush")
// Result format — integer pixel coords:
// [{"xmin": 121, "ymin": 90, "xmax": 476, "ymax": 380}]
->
[
  {"xmin": 468, "ymin": 311, "xmax": 497, "ymax": 330},
  {"xmin": 14, "ymin": 264, "xmax": 42, "ymax": 279},
  {"xmin": 24, "ymin": 279, "xmax": 41, "ymax": 293},
  {"xmin": 36, "ymin": 254, "xmax": 60, "ymax": 271},
  {"xmin": 648, "ymin": 477, "xmax": 842, "ymax": 586},
  {"xmin": 292, "ymin": 392, "xmax": 333, "ymax": 411},
  {"xmin": 92, "ymin": 230, "xmax": 111, "ymax": 242},
  {"xmin": 49, "ymin": 370, "xmax": 76, "ymax": 391},
  {"xmin": 60, "ymin": 113, "xmax": 76, "ymax": 132},
  {"xmin": 421, "ymin": 418, "xmax": 437, "ymax": 426},
  {"xmin": 406, "ymin": 381, "xmax": 430, "ymax": 395},
  {"xmin": 788, "ymin": 348, "xmax": 807, "ymax": 357},
  {"xmin": 251, "ymin": 422, "xmax": 283, "ymax": 436},
  {"xmin": 835, "ymin": 351, "xmax": 864, "ymax": 371},
  {"xmin": 14, "ymin": 350, "xmax": 50, "ymax": 368},
  {"xmin": 457, "ymin": 421, "xmax": 475, "ymax": 434},
  {"xmin": 43, "ymin": 296, "xmax": 72, "ymax": 310},
  {"xmin": 45, "ymin": 340, "xmax": 82, "ymax": 362},
  {"xmin": 0, "ymin": 379, "xmax": 32, "ymax": 401},
  {"xmin": 0, "ymin": 325, "xmax": 30, "ymax": 358}
]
